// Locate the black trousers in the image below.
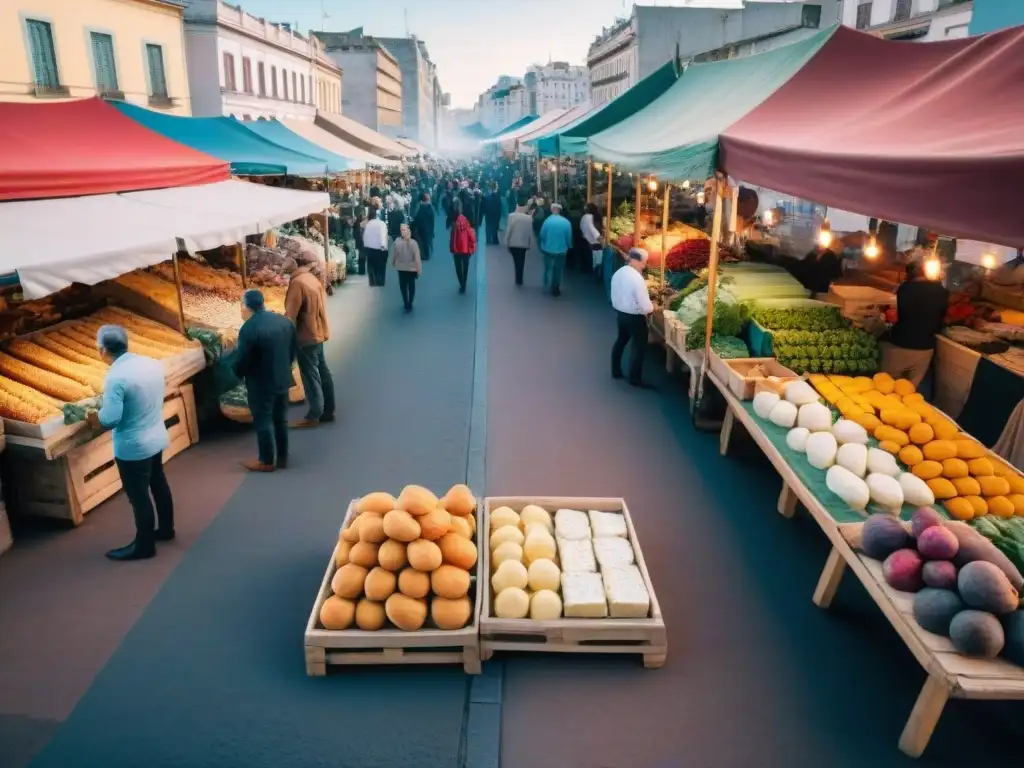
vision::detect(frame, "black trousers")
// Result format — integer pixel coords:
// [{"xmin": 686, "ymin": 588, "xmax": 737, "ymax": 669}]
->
[
  {"xmin": 116, "ymin": 453, "xmax": 174, "ymax": 551},
  {"xmin": 366, "ymin": 248, "xmax": 387, "ymax": 286},
  {"xmin": 453, "ymin": 253, "xmax": 470, "ymax": 291},
  {"xmin": 509, "ymin": 247, "xmax": 527, "ymax": 285},
  {"xmin": 357, "ymin": 245, "xmax": 367, "ymax": 275},
  {"xmin": 415, "ymin": 235, "xmax": 432, "ymax": 261},
  {"xmin": 250, "ymin": 391, "xmax": 288, "ymax": 466},
  {"xmin": 398, "ymin": 270, "xmax": 418, "ymax": 309},
  {"xmin": 612, "ymin": 311, "xmax": 648, "ymax": 384}
]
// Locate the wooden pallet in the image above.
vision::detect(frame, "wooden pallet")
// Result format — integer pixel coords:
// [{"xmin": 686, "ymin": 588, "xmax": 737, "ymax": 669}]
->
[
  {"xmin": 2, "ymin": 384, "xmax": 198, "ymax": 526},
  {"xmin": 303, "ymin": 499, "xmax": 483, "ymax": 676},
  {"xmin": 479, "ymin": 496, "xmax": 667, "ymax": 668}
]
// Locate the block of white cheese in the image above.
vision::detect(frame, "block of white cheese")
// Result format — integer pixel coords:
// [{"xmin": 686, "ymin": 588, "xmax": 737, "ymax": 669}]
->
[
  {"xmin": 557, "ymin": 538, "xmax": 596, "ymax": 573},
  {"xmin": 592, "ymin": 536, "xmax": 635, "ymax": 570},
  {"xmin": 561, "ymin": 572, "xmax": 608, "ymax": 618},
  {"xmin": 602, "ymin": 565, "xmax": 650, "ymax": 618},
  {"xmin": 554, "ymin": 508, "xmax": 591, "ymax": 541},
  {"xmin": 588, "ymin": 510, "xmax": 627, "ymax": 538}
]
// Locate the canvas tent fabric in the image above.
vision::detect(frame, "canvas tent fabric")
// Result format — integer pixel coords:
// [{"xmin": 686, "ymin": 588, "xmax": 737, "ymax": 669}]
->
[
  {"xmin": 240, "ymin": 119, "xmax": 362, "ymax": 173},
  {"xmin": 513, "ymin": 104, "xmax": 593, "ymax": 149},
  {"xmin": 482, "ymin": 109, "xmax": 569, "ymax": 145},
  {"xmin": 531, "ymin": 58, "xmax": 681, "ymax": 156},
  {"xmin": 720, "ymin": 24, "xmax": 1024, "ymax": 248},
  {"xmin": 112, "ymin": 101, "xmax": 328, "ymax": 177},
  {"xmin": 0, "ymin": 98, "xmax": 228, "ymax": 201},
  {"xmin": 395, "ymin": 138, "xmax": 429, "ymax": 155},
  {"xmin": 314, "ymin": 112, "xmax": 412, "ymax": 159},
  {"xmin": 588, "ymin": 27, "xmax": 833, "ymax": 181},
  {"xmin": 459, "ymin": 122, "xmax": 491, "ymax": 140},
  {"xmin": 280, "ymin": 119, "xmax": 400, "ymax": 168},
  {"xmin": 490, "ymin": 115, "xmax": 536, "ymax": 138}
]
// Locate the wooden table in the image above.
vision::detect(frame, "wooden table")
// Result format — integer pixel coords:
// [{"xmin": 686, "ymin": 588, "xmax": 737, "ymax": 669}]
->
[{"xmin": 711, "ymin": 370, "xmax": 1024, "ymax": 757}]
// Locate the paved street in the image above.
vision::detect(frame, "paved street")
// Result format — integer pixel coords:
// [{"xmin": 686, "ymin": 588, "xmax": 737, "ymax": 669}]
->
[{"xmin": 0, "ymin": 219, "xmax": 1019, "ymax": 767}]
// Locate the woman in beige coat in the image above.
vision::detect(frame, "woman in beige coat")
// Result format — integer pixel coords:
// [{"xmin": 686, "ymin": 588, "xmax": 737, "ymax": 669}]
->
[{"xmin": 392, "ymin": 223, "xmax": 422, "ymax": 312}]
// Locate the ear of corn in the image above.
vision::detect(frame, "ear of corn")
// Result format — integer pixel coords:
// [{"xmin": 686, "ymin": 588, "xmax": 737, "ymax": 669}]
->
[
  {"xmin": 0, "ymin": 375, "xmax": 65, "ymax": 411},
  {"xmin": 50, "ymin": 331, "xmax": 105, "ymax": 362},
  {"xmin": 7, "ymin": 339, "xmax": 105, "ymax": 392},
  {"xmin": 94, "ymin": 307, "xmax": 195, "ymax": 348},
  {"xmin": 36, "ymin": 335, "xmax": 109, "ymax": 372},
  {"xmin": 73, "ymin": 320, "xmax": 176, "ymax": 360},
  {"xmin": 0, "ymin": 352, "xmax": 92, "ymax": 402},
  {"xmin": 0, "ymin": 387, "xmax": 58, "ymax": 424}
]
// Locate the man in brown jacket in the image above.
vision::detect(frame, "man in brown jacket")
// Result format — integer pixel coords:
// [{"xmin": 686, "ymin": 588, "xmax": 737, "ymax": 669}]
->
[{"xmin": 285, "ymin": 254, "xmax": 335, "ymax": 428}]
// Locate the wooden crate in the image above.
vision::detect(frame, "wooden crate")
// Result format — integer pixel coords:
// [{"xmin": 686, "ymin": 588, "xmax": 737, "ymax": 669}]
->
[
  {"xmin": 708, "ymin": 353, "xmax": 799, "ymax": 401},
  {"xmin": 2, "ymin": 385, "xmax": 197, "ymax": 526},
  {"xmin": 823, "ymin": 285, "xmax": 895, "ymax": 321},
  {"xmin": 933, "ymin": 335, "xmax": 981, "ymax": 419},
  {"xmin": 303, "ymin": 499, "xmax": 483, "ymax": 676},
  {"xmin": 479, "ymin": 496, "xmax": 667, "ymax": 668}
]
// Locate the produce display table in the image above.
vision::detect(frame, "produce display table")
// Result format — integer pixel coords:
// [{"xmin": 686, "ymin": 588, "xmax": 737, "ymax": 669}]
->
[{"xmin": 710, "ymin": 370, "xmax": 1024, "ymax": 757}]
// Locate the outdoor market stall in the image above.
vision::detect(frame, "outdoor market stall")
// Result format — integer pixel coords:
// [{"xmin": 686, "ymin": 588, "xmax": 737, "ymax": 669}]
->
[{"xmin": 314, "ymin": 111, "xmax": 413, "ymax": 161}]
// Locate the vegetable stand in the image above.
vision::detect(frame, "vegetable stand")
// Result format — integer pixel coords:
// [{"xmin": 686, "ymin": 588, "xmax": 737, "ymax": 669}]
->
[{"xmin": 709, "ymin": 370, "xmax": 1024, "ymax": 756}]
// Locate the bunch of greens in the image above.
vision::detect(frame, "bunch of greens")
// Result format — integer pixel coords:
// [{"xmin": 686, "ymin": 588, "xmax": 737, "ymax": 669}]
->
[
  {"xmin": 609, "ymin": 199, "xmax": 636, "ymax": 239},
  {"xmin": 751, "ymin": 305, "xmax": 847, "ymax": 331},
  {"xmin": 971, "ymin": 517, "xmax": 1024, "ymax": 575},
  {"xmin": 710, "ymin": 335, "xmax": 750, "ymax": 359},
  {"xmin": 685, "ymin": 301, "xmax": 750, "ymax": 349},
  {"xmin": 772, "ymin": 328, "xmax": 879, "ymax": 374}
]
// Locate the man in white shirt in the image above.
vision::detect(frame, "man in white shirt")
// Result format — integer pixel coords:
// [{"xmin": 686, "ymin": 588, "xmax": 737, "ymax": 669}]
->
[
  {"xmin": 610, "ymin": 247, "xmax": 655, "ymax": 389},
  {"xmin": 362, "ymin": 214, "xmax": 389, "ymax": 287}
]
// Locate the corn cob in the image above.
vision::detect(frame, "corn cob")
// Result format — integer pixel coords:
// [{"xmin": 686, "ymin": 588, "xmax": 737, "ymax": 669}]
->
[
  {"xmin": 50, "ymin": 331, "xmax": 105, "ymax": 362},
  {"xmin": 73, "ymin": 321, "xmax": 176, "ymax": 359},
  {"xmin": 7, "ymin": 339, "xmax": 105, "ymax": 392},
  {"xmin": 0, "ymin": 388, "xmax": 57, "ymax": 424},
  {"xmin": 0, "ymin": 375, "xmax": 65, "ymax": 411},
  {"xmin": 0, "ymin": 351, "xmax": 93, "ymax": 402},
  {"xmin": 94, "ymin": 307, "xmax": 195, "ymax": 348},
  {"xmin": 60, "ymin": 326, "xmax": 115, "ymax": 357},
  {"xmin": 36, "ymin": 335, "xmax": 110, "ymax": 372}
]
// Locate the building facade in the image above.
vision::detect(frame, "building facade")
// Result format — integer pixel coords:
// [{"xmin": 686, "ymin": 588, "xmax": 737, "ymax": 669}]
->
[
  {"xmin": 375, "ymin": 35, "xmax": 439, "ymax": 148},
  {"xmin": 587, "ymin": 1, "xmax": 839, "ymax": 106},
  {"xmin": 839, "ymin": 0, "xmax": 973, "ymax": 40},
  {"xmin": 313, "ymin": 38, "xmax": 341, "ymax": 116},
  {"xmin": 0, "ymin": 0, "xmax": 192, "ymax": 113},
  {"xmin": 313, "ymin": 29, "xmax": 402, "ymax": 136},
  {"xmin": 524, "ymin": 62, "xmax": 589, "ymax": 116},
  {"xmin": 182, "ymin": 0, "xmax": 339, "ymax": 121}
]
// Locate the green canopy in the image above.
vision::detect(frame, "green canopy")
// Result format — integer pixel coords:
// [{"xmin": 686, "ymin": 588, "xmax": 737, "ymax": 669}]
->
[
  {"xmin": 530, "ymin": 58, "xmax": 680, "ymax": 155},
  {"xmin": 588, "ymin": 26, "xmax": 835, "ymax": 181}
]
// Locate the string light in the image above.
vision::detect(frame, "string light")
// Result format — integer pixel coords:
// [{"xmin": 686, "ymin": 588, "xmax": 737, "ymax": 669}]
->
[
  {"xmin": 696, "ymin": 192, "xmax": 705, "ymax": 205},
  {"xmin": 763, "ymin": 209, "xmax": 775, "ymax": 227},
  {"xmin": 681, "ymin": 180, "xmax": 691, "ymax": 190},
  {"xmin": 864, "ymin": 235, "xmax": 879, "ymax": 259},
  {"xmin": 647, "ymin": 179, "xmax": 658, "ymax": 192},
  {"xmin": 981, "ymin": 252, "xmax": 997, "ymax": 270},
  {"xmin": 924, "ymin": 258, "xmax": 942, "ymax": 280},
  {"xmin": 817, "ymin": 220, "xmax": 833, "ymax": 249}
]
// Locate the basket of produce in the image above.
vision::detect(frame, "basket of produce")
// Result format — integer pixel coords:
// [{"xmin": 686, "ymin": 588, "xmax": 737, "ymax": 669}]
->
[
  {"xmin": 304, "ymin": 484, "xmax": 483, "ymax": 675},
  {"xmin": 478, "ymin": 497, "xmax": 667, "ymax": 668},
  {"xmin": 710, "ymin": 355, "xmax": 799, "ymax": 401}
]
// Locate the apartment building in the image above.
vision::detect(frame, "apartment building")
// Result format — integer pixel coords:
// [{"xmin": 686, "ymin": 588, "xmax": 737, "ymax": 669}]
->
[
  {"xmin": 313, "ymin": 29, "xmax": 402, "ymax": 137},
  {"xmin": 839, "ymin": 0, "xmax": 973, "ymax": 40}
]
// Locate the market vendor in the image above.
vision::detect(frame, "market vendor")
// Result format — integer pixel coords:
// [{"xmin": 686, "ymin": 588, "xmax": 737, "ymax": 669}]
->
[
  {"xmin": 797, "ymin": 241, "xmax": 844, "ymax": 295},
  {"xmin": 879, "ymin": 260, "xmax": 949, "ymax": 388}
]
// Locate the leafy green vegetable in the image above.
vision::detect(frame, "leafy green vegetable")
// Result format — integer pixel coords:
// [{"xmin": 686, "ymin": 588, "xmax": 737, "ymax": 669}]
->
[
  {"xmin": 685, "ymin": 301, "xmax": 750, "ymax": 349},
  {"xmin": 971, "ymin": 517, "xmax": 1024, "ymax": 574},
  {"xmin": 710, "ymin": 335, "xmax": 750, "ymax": 359},
  {"xmin": 751, "ymin": 305, "xmax": 847, "ymax": 331}
]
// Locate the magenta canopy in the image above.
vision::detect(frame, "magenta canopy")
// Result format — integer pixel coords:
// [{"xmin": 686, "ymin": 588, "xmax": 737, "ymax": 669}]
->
[{"xmin": 719, "ymin": 25, "xmax": 1024, "ymax": 248}]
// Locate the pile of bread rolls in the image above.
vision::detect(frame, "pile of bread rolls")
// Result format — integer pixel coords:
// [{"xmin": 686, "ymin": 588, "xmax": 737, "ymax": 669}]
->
[
  {"xmin": 489, "ymin": 504, "xmax": 564, "ymax": 620},
  {"xmin": 319, "ymin": 484, "xmax": 478, "ymax": 632}
]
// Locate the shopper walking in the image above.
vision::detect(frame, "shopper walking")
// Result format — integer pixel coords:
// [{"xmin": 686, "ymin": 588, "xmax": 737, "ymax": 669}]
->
[
  {"xmin": 610, "ymin": 248, "xmax": 655, "ymax": 389},
  {"xmin": 412, "ymin": 192, "xmax": 435, "ymax": 261},
  {"xmin": 285, "ymin": 255, "xmax": 335, "ymax": 428},
  {"xmin": 393, "ymin": 223, "xmax": 423, "ymax": 312},
  {"xmin": 449, "ymin": 198, "xmax": 477, "ymax": 294},
  {"xmin": 538, "ymin": 202, "xmax": 573, "ymax": 297},
  {"xmin": 531, "ymin": 196, "xmax": 548, "ymax": 240},
  {"xmin": 483, "ymin": 182, "xmax": 502, "ymax": 245},
  {"xmin": 233, "ymin": 290, "xmax": 298, "ymax": 472},
  {"xmin": 362, "ymin": 210, "xmax": 389, "ymax": 287},
  {"xmin": 88, "ymin": 325, "xmax": 173, "ymax": 561},
  {"xmin": 504, "ymin": 194, "xmax": 533, "ymax": 287}
]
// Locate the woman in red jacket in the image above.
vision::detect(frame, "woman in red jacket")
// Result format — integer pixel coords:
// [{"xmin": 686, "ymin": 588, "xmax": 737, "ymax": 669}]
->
[{"xmin": 449, "ymin": 198, "xmax": 477, "ymax": 294}]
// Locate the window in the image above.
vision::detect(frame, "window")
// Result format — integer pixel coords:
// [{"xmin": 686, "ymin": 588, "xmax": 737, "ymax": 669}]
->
[
  {"xmin": 291, "ymin": 72, "xmax": 297, "ymax": 102},
  {"xmin": 282, "ymin": 68, "xmax": 288, "ymax": 100},
  {"xmin": 257, "ymin": 62, "xmax": 266, "ymax": 96},
  {"xmin": 242, "ymin": 57, "xmax": 252, "ymax": 94},
  {"xmin": 856, "ymin": 1, "xmax": 872, "ymax": 28},
  {"xmin": 90, "ymin": 32, "xmax": 119, "ymax": 95},
  {"xmin": 801, "ymin": 4, "xmax": 821, "ymax": 28},
  {"xmin": 223, "ymin": 52, "xmax": 236, "ymax": 91},
  {"xmin": 893, "ymin": 0, "xmax": 912, "ymax": 21},
  {"xmin": 299, "ymin": 73, "xmax": 304, "ymax": 104},
  {"xmin": 308, "ymin": 75, "xmax": 313, "ymax": 105},
  {"xmin": 145, "ymin": 43, "xmax": 168, "ymax": 100},
  {"xmin": 271, "ymin": 65, "xmax": 278, "ymax": 97},
  {"xmin": 26, "ymin": 19, "xmax": 60, "ymax": 90}
]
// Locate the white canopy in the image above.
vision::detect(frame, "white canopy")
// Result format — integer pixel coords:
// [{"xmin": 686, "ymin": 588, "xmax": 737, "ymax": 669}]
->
[
  {"xmin": 315, "ymin": 112, "xmax": 413, "ymax": 159},
  {"xmin": 1, "ymin": 180, "xmax": 328, "ymax": 299},
  {"xmin": 481, "ymin": 109, "xmax": 569, "ymax": 146},
  {"xmin": 281, "ymin": 119, "xmax": 401, "ymax": 168},
  {"xmin": 513, "ymin": 104, "xmax": 592, "ymax": 148}
]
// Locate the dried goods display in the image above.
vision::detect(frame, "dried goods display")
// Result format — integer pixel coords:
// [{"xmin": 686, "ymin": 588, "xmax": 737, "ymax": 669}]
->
[
  {"xmin": 152, "ymin": 260, "xmax": 242, "ymax": 300},
  {"xmin": 114, "ymin": 270, "xmax": 181, "ymax": 315}
]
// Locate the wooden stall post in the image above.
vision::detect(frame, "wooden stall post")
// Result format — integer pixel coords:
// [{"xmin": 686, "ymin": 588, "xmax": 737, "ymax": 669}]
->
[
  {"xmin": 660, "ymin": 183, "xmax": 670, "ymax": 291},
  {"xmin": 605, "ymin": 165, "xmax": 613, "ymax": 245},
  {"xmin": 237, "ymin": 242, "xmax": 248, "ymax": 289},
  {"xmin": 697, "ymin": 177, "xmax": 726, "ymax": 400},
  {"xmin": 633, "ymin": 175, "xmax": 642, "ymax": 249},
  {"xmin": 728, "ymin": 181, "xmax": 740, "ymax": 246},
  {"xmin": 171, "ymin": 251, "xmax": 187, "ymax": 334},
  {"xmin": 536, "ymin": 153, "xmax": 543, "ymax": 199},
  {"xmin": 586, "ymin": 157, "xmax": 593, "ymax": 204},
  {"xmin": 554, "ymin": 137, "xmax": 561, "ymax": 203}
]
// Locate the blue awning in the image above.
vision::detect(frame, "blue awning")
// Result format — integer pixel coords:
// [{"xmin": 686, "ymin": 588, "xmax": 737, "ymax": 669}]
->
[{"xmin": 240, "ymin": 118, "xmax": 361, "ymax": 173}]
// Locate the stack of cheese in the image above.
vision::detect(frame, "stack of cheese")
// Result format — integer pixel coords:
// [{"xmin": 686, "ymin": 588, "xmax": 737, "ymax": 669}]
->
[
  {"xmin": 556, "ymin": 508, "xmax": 651, "ymax": 619},
  {"xmin": 320, "ymin": 484, "xmax": 479, "ymax": 632},
  {"xmin": 489, "ymin": 504, "xmax": 563, "ymax": 620}
]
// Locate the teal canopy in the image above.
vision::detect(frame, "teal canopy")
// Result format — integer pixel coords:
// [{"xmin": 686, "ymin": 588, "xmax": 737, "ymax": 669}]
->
[
  {"xmin": 969, "ymin": 0, "xmax": 1024, "ymax": 34},
  {"xmin": 112, "ymin": 102, "xmax": 329, "ymax": 177},
  {"xmin": 240, "ymin": 119, "xmax": 360, "ymax": 173},
  {"xmin": 587, "ymin": 27, "xmax": 834, "ymax": 180},
  {"xmin": 530, "ymin": 58, "xmax": 681, "ymax": 155},
  {"xmin": 490, "ymin": 115, "xmax": 536, "ymax": 138}
]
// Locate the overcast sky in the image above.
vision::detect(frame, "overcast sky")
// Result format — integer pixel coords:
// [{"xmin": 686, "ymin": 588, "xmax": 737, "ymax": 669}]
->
[{"xmin": 230, "ymin": 0, "xmax": 752, "ymax": 108}]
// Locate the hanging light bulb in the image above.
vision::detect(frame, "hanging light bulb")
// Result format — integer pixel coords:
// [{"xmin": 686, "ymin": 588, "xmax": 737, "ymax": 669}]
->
[
  {"xmin": 681, "ymin": 180, "xmax": 691, "ymax": 190},
  {"xmin": 593, "ymin": 162, "xmax": 603, "ymax": 172},
  {"xmin": 924, "ymin": 257, "xmax": 942, "ymax": 280},
  {"xmin": 980, "ymin": 252, "xmax": 997, "ymax": 270},
  {"xmin": 763, "ymin": 209, "xmax": 775, "ymax": 227},
  {"xmin": 817, "ymin": 220, "xmax": 833, "ymax": 249},
  {"xmin": 696, "ymin": 191, "xmax": 705, "ymax": 205},
  {"xmin": 647, "ymin": 179, "xmax": 658, "ymax": 192},
  {"xmin": 864, "ymin": 234, "xmax": 879, "ymax": 260}
]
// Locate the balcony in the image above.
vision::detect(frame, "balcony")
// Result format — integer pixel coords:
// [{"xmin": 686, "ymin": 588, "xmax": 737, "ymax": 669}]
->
[
  {"xmin": 32, "ymin": 84, "xmax": 70, "ymax": 98},
  {"xmin": 148, "ymin": 95, "xmax": 176, "ymax": 108},
  {"xmin": 99, "ymin": 90, "xmax": 126, "ymax": 101}
]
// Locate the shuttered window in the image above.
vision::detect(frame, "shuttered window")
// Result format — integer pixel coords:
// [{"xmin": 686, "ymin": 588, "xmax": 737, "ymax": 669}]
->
[
  {"xmin": 90, "ymin": 32, "xmax": 118, "ymax": 94},
  {"xmin": 223, "ymin": 52, "xmax": 236, "ymax": 91},
  {"xmin": 242, "ymin": 57, "xmax": 253, "ymax": 94},
  {"xmin": 146, "ymin": 43, "xmax": 167, "ymax": 98},
  {"xmin": 291, "ymin": 72, "xmax": 297, "ymax": 102},
  {"xmin": 271, "ymin": 66, "xmax": 278, "ymax": 97},
  {"xmin": 282, "ymin": 69, "xmax": 289, "ymax": 100},
  {"xmin": 299, "ymin": 74, "xmax": 305, "ymax": 104},
  {"xmin": 26, "ymin": 19, "xmax": 59, "ymax": 89},
  {"xmin": 257, "ymin": 62, "xmax": 266, "ymax": 96}
]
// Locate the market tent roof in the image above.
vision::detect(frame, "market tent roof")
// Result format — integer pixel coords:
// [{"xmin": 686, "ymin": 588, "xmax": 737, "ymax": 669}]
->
[
  {"xmin": 588, "ymin": 27, "xmax": 833, "ymax": 180},
  {"xmin": 240, "ymin": 118, "xmax": 362, "ymax": 173},
  {"xmin": 481, "ymin": 109, "xmax": 569, "ymax": 145},
  {"xmin": 531, "ymin": 58, "xmax": 681, "ymax": 155},
  {"xmin": 513, "ymin": 104, "xmax": 593, "ymax": 149},
  {"xmin": 280, "ymin": 119, "xmax": 400, "ymax": 168},
  {"xmin": 0, "ymin": 180, "xmax": 329, "ymax": 299},
  {"xmin": 395, "ymin": 138, "xmax": 429, "ymax": 155},
  {"xmin": 314, "ymin": 112, "xmax": 412, "ymax": 159},
  {"xmin": 0, "ymin": 98, "xmax": 229, "ymax": 201},
  {"xmin": 459, "ymin": 122, "xmax": 491, "ymax": 140},
  {"xmin": 720, "ymin": 24, "xmax": 1024, "ymax": 248},
  {"xmin": 489, "ymin": 115, "xmax": 536, "ymax": 138},
  {"xmin": 112, "ymin": 101, "xmax": 329, "ymax": 177}
]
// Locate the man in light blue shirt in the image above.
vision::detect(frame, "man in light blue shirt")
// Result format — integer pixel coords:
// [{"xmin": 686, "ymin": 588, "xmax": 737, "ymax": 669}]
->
[
  {"xmin": 538, "ymin": 202, "xmax": 573, "ymax": 297},
  {"xmin": 87, "ymin": 325, "xmax": 173, "ymax": 561}
]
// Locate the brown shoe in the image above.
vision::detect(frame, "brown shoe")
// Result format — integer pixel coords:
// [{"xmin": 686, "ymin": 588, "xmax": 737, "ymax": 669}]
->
[
  {"xmin": 289, "ymin": 419, "xmax": 320, "ymax": 429},
  {"xmin": 242, "ymin": 460, "xmax": 276, "ymax": 473}
]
